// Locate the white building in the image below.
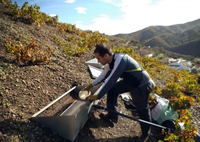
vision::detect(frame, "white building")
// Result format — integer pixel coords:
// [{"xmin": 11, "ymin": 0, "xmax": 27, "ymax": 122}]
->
[
  {"xmin": 170, "ymin": 59, "xmax": 191, "ymax": 72},
  {"xmin": 146, "ymin": 54, "xmax": 153, "ymax": 57},
  {"xmin": 192, "ymin": 64, "xmax": 200, "ymax": 70},
  {"xmin": 167, "ymin": 58, "xmax": 177, "ymax": 64}
]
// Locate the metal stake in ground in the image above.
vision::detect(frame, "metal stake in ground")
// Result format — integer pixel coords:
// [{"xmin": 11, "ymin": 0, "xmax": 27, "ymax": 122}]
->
[{"xmin": 92, "ymin": 104, "xmax": 172, "ymax": 133}]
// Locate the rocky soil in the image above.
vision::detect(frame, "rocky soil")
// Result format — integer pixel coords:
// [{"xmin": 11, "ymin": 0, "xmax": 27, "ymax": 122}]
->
[{"xmin": 0, "ymin": 3, "xmax": 199, "ymax": 142}]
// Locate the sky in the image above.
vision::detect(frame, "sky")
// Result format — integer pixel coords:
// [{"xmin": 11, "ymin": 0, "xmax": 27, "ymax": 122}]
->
[{"xmin": 12, "ymin": 0, "xmax": 200, "ymax": 35}]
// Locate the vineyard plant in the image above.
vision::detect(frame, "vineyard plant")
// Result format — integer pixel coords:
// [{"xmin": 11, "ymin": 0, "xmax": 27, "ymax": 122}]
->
[{"xmin": 1, "ymin": 1, "xmax": 200, "ymax": 142}]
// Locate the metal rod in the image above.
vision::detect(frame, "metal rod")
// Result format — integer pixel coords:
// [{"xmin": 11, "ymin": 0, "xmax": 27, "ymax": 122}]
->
[
  {"xmin": 32, "ymin": 86, "xmax": 76, "ymax": 117},
  {"xmin": 92, "ymin": 105, "xmax": 169, "ymax": 130}
]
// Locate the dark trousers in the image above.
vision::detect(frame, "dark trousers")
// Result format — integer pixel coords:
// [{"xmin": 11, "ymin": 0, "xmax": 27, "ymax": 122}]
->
[{"xmin": 107, "ymin": 79, "xmax": 154, "ymax": 135}]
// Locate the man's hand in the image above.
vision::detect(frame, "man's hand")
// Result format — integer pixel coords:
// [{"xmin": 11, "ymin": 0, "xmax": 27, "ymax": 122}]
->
[
  {"xmin": 82, "ymin": 84, "xmax": 93, "ymax": 93},
  {"xmin": 85, "ymin": 95, "xmax": 98, "ymax": 101},
  {"xmin": 79, "ymin": 84, "xmax": 93, "ymax": 100}
]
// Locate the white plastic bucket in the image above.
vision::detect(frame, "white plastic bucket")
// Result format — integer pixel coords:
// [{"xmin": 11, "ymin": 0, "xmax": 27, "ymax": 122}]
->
[{"xmin": 150, "ymin": 93, "xmax": 178, "ymax": 125}]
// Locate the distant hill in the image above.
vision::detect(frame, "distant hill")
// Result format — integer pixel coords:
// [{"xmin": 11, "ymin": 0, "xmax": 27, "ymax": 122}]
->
[
  {"xmin": 115, "ymin": 18, "xmax": 200, "ymax": 57},
  {"xmin": 166, "ymin": 39, "xmax": 200, "ymax": 57}
]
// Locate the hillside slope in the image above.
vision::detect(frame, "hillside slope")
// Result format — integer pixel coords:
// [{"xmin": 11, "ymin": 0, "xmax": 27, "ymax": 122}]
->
[
  {"xmin": 0, "ymin": 2, "xmax": 164, "ymax": 142},
  {"xmin": 1, "ymin": 2, "xmax": 200, "ymax": 142},
  {"xmin": 166, "ymin": 39, "xmax": 200, "ymax": 57}
]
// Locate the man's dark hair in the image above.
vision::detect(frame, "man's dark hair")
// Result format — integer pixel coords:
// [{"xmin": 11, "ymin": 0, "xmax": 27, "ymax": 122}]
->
[{"xmin": 94, "ymin": 43, "xmax": 113, "ymax": 57}]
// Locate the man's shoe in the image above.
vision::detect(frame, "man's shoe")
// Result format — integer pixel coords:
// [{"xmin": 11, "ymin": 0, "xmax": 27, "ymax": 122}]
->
[
  {"xmin": 99, "ymin": 113, "xmax": 118, "ymax": 123},
  {"xmin": 137, "ymin": 134, "xmax": 149, "ymax": 142}
]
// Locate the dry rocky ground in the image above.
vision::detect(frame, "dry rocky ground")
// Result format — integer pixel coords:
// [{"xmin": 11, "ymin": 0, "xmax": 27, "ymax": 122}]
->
[{"xmin": 0, "ymin": 3, "xmax": 200, "ymax": 142}]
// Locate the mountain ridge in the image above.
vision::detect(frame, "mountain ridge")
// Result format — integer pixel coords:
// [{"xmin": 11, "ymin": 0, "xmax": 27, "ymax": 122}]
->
[{"xmin": 115, "ymin": 18, "xmax": 200, "ymax": 57}]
